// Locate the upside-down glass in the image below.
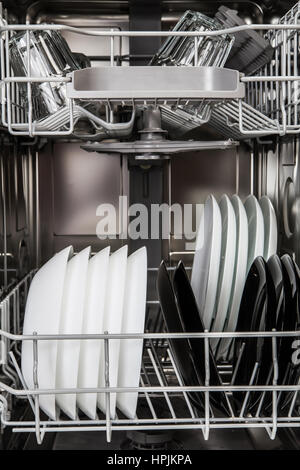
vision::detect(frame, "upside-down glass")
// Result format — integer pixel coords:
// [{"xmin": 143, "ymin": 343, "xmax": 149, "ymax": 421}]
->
[
  {"xmin": 150, "ymin": 11, "xmax": 234, "ymax": 131},
  {"xmin": 150, "ymin": 10, "xmax": 234, "ymax": 68},
  {"xmin": 9, "ymin": 29, "xmax": 81, "ymax": 122}
]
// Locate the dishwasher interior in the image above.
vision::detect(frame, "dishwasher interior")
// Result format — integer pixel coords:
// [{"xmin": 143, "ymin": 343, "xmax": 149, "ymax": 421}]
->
[{"xmin": 0, "ymin": 0, "xmax": 300, "ymax": 451}]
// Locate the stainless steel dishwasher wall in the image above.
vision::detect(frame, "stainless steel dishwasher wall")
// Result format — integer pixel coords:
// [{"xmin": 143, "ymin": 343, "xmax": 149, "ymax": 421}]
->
[
  {"xmin": 278, "ymin": 140, "xmax": 300, "ymax": 265},
  {"xmin": 0, "ymin": 142, "xmax": 38, "ymax": 292},
  {"xmin": 163, "ymin": 143, "xmax": 253, "ymax": 265},
  {"xmin": 37, "ymin": 142, "xmax": 128, "ymax": 263}
]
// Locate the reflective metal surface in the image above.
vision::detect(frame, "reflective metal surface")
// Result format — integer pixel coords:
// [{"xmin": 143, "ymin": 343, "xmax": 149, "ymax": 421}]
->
[
  {"xmin": 37, "ymin": 142, "xmax": 128, "ymax": 263},
  {"xmin": 278, "ymin": 139, "xmax": 300, "ymax": 266},
  {"xmin": 0, "ymin": 141, "xmax": 38, "ymax": 291},
  {"xmin": 164, "ymin": 143, "xmax": 252, "ymax": 263}
]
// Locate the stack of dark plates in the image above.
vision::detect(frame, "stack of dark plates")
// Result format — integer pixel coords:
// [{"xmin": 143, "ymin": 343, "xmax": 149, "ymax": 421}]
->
[{"xmin": 157, "ymin": 254, "xmax": 300, "ymax": 417}]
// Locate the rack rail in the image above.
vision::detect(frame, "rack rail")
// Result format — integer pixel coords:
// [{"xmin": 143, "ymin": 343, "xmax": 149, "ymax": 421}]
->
[
  {"xmin": 1, "ymin": 2, "xmax": 300, "ymax": 138},
  {"xmin": 0, "ymin": 271, "xmax": 300, "ymax": 445}
]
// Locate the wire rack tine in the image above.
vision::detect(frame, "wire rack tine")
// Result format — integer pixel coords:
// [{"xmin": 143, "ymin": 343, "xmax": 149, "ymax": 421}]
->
[
  {"xmin": 239, "ymin": 362, "xmax": 259, "ymax": 418},
  {"xmin": 32, "ymin": 332, "xmax": 44, "ymax": 445},
  {"xmin": 104, "ymin": 331, "xmax": 112, "ymax": 443},
  {"xmin": 167, "ymin": 348, "xmax": 197, "ymax": 421},
  {"xmin": 147, "ymin": 348, "xmax": 176, "ymax": 419},
  {"xmin": 270, "ymin": 331, "xmax": 279, "ymax": 440},
  {"xmin": 9, "ymin": 351, "xmax": 35, "ymax": 413},
  {"xmin": 203, "ymin": 332, "xmax": 210, "ymax": 440}
]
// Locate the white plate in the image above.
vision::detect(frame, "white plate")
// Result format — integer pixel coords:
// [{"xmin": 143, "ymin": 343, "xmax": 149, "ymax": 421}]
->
[
  {"xmin": 191, "ymin": 195, "xmax": 222, "ymax": 329},
  {"xmin": 218, "ymin": 195, "xmax": 248, "ymax": 359},
  {"xmin": 244, "ymin": 195, "xmax": 264, "ymax": 273},
  {"xmin": 56, "ymin": 246, "xmax": 91, "ymax": 419},
  {"xmin": 259, "ymin": 196, "xmax": 277, "ymax": 260},
  {"xmin": 77, "ymin": 246, "xmax": 110, "ymax": 419},
  {"xmin": 21, "ymin": 246, "xmax": 73, "ymax": 420},
  {"xmin": 98, "ymin": 245, "xmax": 128, "ymax": 419},
  {"xmin": 117, "ymin": 247, "xmax": 147, "ymax": 419},
  {"xmin": 211, "ymin": 195, "xmax": 236, "ymax": 351}
]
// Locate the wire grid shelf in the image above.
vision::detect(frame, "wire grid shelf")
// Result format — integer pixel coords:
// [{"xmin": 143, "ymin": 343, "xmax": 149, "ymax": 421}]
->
[
  {"xmin": 240, "ymin": 1, "xmax": 300, "ymax": 137},
  {"xmin": 1, "ymin": 1, "xmax": 300, "ymax": 138},
  {"xmin": 0, "ymin": 270, "xmax": 300, "ymax": 445}
]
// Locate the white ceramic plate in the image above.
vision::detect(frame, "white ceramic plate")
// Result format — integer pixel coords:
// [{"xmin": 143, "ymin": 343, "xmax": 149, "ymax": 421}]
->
[
  {"xmin": 117, "ymin": 247, "xmax": 147, "ymax": 419},
  {"xmin": 218, "ymin": 195, "xmax": 249, "ymax": 359},
  {"xmin": 77, "ymin": 246, "xmax": 110, "ymax": 419},
  {"xmin": 244, "ymin": 195, "xmax": 264, "ymax": 273},
  {"xmin": 56, "ymin": 246, "xmax": 91, "ymax": 419},
  {"xmin": 98, "ymin": 245, "xmax": 128, "ymax": 419},
  {"xmin": 191, "ymin": 195, "xmax": 222, "ymax": 329},
  {"xmin": 21, "ymin": 246, "xmax": 73, "ymax": 420},
  {"xmin": 211, "ymin": 195, "xmax": 236, "ymax": 351},
  {"xmin": 259, "ymin": 195, "xmax": 277, "ymax": 260}
]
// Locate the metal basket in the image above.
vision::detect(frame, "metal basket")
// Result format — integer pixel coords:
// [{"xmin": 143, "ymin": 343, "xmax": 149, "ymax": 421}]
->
[
  {"xmin": 1, "ymin": 2, "xmax": 300, "ymax": 138},
  {"xmin": 0, "ymin": 270, "xmax": 300, "ymax": 445}
]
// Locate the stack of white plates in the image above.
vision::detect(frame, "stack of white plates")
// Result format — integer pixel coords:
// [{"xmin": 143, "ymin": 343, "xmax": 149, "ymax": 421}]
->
[
  {"xmin": 191, "ymin": 194, "xmax": 277, "ymax": 358},
  {"xmin": 21, "ymin": 245, "xmax": 147, "ymax": 421}
]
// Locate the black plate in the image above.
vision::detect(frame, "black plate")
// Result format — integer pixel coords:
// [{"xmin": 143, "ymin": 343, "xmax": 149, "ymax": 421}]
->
[
  {"xmin": 268, "ymin": 254, "xmax": 286, "ymax": 332},
  {"xmin": 157, "ymin": 261, "xmax": 204, "ymax": 411},
  {"xmin": 232, "ymin": 257, "xmax": 267, "ymax": 411},
  {"xmin": 277, "ymin": 255, "xmax": 300, "ymax": 411},
  {"xmin": 269, "ymin": 254, "xmax": 285, "ymax": 304},
  {"xmin": 291, "ymin": 257, "xmax": 300, "ymax": 326},
  {"xmin": 173, "ymin": 261, "xmax": 232, "ymax": 416},
  {"xmin": 248, "ymin": 255, "xmax": 279, "ymax": 412}
]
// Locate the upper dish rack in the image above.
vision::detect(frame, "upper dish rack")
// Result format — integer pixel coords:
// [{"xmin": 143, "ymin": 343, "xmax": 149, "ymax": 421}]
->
[
  {"xmin": 1, "ymin": 1, "xmax": 300, "ymax": 139},
  {"xmin": 1, "ymin": 270, "xmax": 300, "ymax": 446}
]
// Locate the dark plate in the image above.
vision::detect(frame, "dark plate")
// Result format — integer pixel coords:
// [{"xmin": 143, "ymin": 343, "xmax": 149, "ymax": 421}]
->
[
  {"xmin": 291, "ymin": 257, "xmax": 300, "ymax": 326},
  {"xmin": 269, "ymin": 255, "xmax": 285, "ymax": 304},
  {"xmin": 157, "ymin": 261, "xmax": 204, "ymax": 411},
  {"xmin": 268, "ymin": 254, "xmax": 286, "ymax": 332},
  {"xmin": 232, "ymin": 257, "xmax": 267, "ymax": 411},
  {"xmin": 173, "ymin": 261, "xmax": 233, "ymax": 416},
  {"xmin": 248, "ymin": 255, "xmax": 279, "ymax": 413},
  {"xmin": 277, "ymin": 255, "xmax": 300, "ymax": 412}
]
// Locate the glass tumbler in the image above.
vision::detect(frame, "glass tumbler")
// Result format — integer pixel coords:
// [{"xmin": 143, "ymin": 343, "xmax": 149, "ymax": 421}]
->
[
  {"xmin": 150, "ymin": 10, "xmax": 234, "ymax": 68},
  {"xmin": 9, "ymin": 29, "xmax": 81, "ymax": 122}
]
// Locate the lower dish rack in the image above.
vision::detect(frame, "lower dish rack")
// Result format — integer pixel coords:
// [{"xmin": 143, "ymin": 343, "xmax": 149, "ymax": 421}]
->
[{"xmin": 1, "ymin": 271, "xmax": 300, "ymax": 446}]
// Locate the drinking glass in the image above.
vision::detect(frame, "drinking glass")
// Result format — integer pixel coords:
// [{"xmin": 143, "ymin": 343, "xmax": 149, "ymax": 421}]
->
[
  {"xmin": 150, "ymin": 10, "xmax": 234, "ymax": 68},
  {"xmin": 9, "ymin": 29, "xmax": 81, "ymax": 122},
  {"xmin": 150, "ymin": 11, "xmax": 234, "ymax": 132}
]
